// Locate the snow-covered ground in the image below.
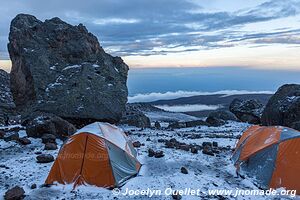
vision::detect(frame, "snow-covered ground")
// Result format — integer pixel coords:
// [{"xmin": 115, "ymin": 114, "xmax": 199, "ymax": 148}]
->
[{"xmin": 0, "ymin": 122, "xmax": 296, "ymax": 200}]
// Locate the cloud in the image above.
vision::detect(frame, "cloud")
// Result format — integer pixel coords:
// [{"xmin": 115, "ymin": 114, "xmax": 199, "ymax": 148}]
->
[
  {"xmin": 128, "ymin": 90, "xmax": 274, "ymax": 103},
  {"xmin": 154, "ymin": 104, "xmax": 222, "ymax": 112},
  {"xmin": 0, "ymin": 0, "xmax": 300, "ymax": 59}
]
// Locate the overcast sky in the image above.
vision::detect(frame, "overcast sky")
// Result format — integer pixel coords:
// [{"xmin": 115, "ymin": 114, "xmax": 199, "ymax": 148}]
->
[{"xmin": 0, "ymin": 0, "xmax": 300, "ymax": 70}]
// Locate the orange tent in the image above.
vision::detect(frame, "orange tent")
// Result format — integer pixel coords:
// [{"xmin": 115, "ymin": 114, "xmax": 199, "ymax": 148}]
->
[
  {"xmin": 232, "ymin": 125, "xmax": 300, "ymax": 193},
  {"xmin": 45, "ymin": 122, "xmax": 141, "ymax": 188}
]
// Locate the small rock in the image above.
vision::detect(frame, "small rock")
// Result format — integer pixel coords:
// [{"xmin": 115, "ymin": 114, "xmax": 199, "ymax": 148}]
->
[
  {"xmin": 191, "ymin": 147, "xmax": 198, "ymax": 154},
  {"xmin": 165, "ymin": 140, "xmax": 175, "ymax": 148},
  {"xmin": 148, "ymin": 148, "xmax": 155, "ymax": 157},
  {"xmin": 41, "ymin": 134, "xmax": 56, "ymax": 144},
  {"xmin": 202, "ymin": 145, "xmax": 214, "ymax": 156},
  {"xmin": 179, "ymin": 144, "xmax": 190, "ymax": 151},
  {"xmin": 158, "ymin": 138, "xmax": 166, "ymax": 143},
  {"xmin": 4, "ymin": 186, "xmax": 25, "ymax": 200},
  {"xmin": 132, "ymin": 141, "xmax": 141, "ymax": 148},
  {"xmin": 4, "ymin": 132, "xmax": 19, "ymax": 142},
  {"xmin": 172, "ymin": 192, "xmax": 182, "ymax": 200},
  {"xmin": 0, "ymin": 130, "xmax": 5, "ymax": 139},
  {"xmin": 36, "ymin": 154, "xmax": 54, "ymax": 163},
  {"xmin": 212, "ymin": 141, "xmax": 218, "ymax": 147},
  {"xmin": 181, "ymin": 167, "xmax": 188, "ymax": 174},
  {"xmin": 202, "ymin": 142, "xmax": 212, "ymax": 147},
  {"xmin": 44, "ymin": 143, "xmax": 57, "ymax": 150},
  {"xmin": 154, "ymin": 151, "xmax": 164, "ymax": 158},
  {"xmin": 146, "ymin": 138, "xmax": 151, "ymax": 141},
  {"xmin": 154, "ymin": 121, "xmax": 161, "ymax": 129},
  {"xmin": 18, "ymin": 137, "xmax": 31, "ymax": 145},
  {"xmin": 30, "ymin": 184, "xmax": 37, "ymax": 189}
]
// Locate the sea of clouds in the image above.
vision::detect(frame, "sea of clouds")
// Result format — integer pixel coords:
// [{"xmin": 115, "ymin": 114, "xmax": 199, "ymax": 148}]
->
[{"xmin": 128, "ymin": 90, "xmax": 274, "ymax": 103}]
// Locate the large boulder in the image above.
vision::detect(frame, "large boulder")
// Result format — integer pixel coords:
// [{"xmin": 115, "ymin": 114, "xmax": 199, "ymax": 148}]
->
[
  {"xmin": 119, "ymin": 104, "xmax": 151, "ymax": 128},
  {"xmin": 8, "ymin": 14, "xmax": 128, "ymax": 123},
  {"xmin": 25, "ymin": 112, "xmax": 77, "ymax": 139},
  {"xmin": 229, "ymin": 98, "xmax": 264, "ymax": 124},
  {"xmin": 261, "ymin": 84, "xmax": 300, "ymax": 130},
  {"xmin": 0, "ymin": 69, "xmax": 15, "ymax": 125}
]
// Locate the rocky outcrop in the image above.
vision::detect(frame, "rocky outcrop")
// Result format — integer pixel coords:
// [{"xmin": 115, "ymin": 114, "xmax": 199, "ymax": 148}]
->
[
  {"xmin": 8, "ymin": 14, "xmax": 129, "ymax": 123},
  {"xmin": 208, "ymin": 110, "xmax": 238, "ymax": 121},
  {"xmin": 205, "ymin": 116, "xmax": 225, "ymax": 127},
  {"xmin": 261, "ymin": 84, "xmax": 300, "ymax": 130},
  {"xmin": 119, "ymin": 104, "xmax": 151, "ymax": 128},
  {"xmin": 0, "ymin": 69, "xmax": 15, "ymax": 125},
  {"xmin": 229, "ymin": 99, "xmax": 264, "ymax": 124}
]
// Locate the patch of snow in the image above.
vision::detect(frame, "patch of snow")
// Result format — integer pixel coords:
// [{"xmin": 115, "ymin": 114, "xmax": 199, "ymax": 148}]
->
[{"xmin": 62, "ymin": 65, "xmax": 81, "ymax": 71}]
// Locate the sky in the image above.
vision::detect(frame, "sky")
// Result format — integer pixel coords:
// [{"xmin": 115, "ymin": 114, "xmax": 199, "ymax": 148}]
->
[{"xmin": 0, "ymin": 0, "xmax": 300, "ymax": 71}]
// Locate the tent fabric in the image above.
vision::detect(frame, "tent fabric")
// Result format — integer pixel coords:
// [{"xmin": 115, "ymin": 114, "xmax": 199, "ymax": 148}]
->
[
  {"xmin": 45, "ymin": 122, "xmax": 141, "ymax": 188},
  {"xmin": 232, "ymin": 125, "xmax": 300, "ymax": 193}
]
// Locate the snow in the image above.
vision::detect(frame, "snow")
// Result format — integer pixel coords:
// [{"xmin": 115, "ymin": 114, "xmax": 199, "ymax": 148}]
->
[
  {"xmin": 0, "ymin": 121, "xmax": 295, "ymax": 199},
  {"xmin": 62, "ymin": 65, "xmax": 82, "ymax": 71}
]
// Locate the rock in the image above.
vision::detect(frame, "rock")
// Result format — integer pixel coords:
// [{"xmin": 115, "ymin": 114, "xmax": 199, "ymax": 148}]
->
[
  {"xmin": 18, "ymin": 137, "xmax": 31, "ymax": 145},
  {"xmin": 41, "ymin": 134, "xmax": 56, "ymax": 144},
  {"xmin": 30, "ymin": 184, "xmax": 37, "ymax": 189},
  {"xmin": 208, "ymin": 110, "xmax": 238, "ymax": 121},
  {"xmin": 119, "ymin": 104, "xmax": 151, "ymax": 128},
  {"xmin": 36, "ymin": 154, "xmax": 54, "ymax": 163},
  {"xmin": 202, "ymin": 145, "xmax": 214, "ymax": 156},
  {"xmin": 261, "ymin": 84, "xmax": 300, "ymax": 130},
  {"xmin": 206, "ymin": 116, "xmax": 225, "ymax": 127},
  {"xmin": 4, "ymin": 132, "xmax": 19, "ymax": 142},
  {"xmin": 172, "ymin": 193, "xmax": 182, "ymax": 200},
  {"xmin": 148, "ymin": 148, "xmax": 155, "ymax": 157},
  {"xmin": 212, "ymin": 141, "xmax": 218, "ymax": 147},
  {"xmin": 0, "ymin": 69, "xmax": 15, "ymax": 126},
  {"xmin": 179, "ymin": 144, "xmax": 190, "ymax": 151},
  {"xmin": 154, "ymin": 121, "xmax": 161, "ymax": 129},
  {"xmin": 185, "ymin": 120, "xmax": 209, "ymax": 127},
  {"xmin": 0, "ymin": 130, "xmax": 5, "ymax": 139},
  {"xmin": 44, "ymin": 143, "xmax": 57, "ymax": 150},
  {"xmin": 8, "ymin": 14, "xmax": 128, "ymax": 123},
  {"xmin": 180, "ymin": 167, "xmax": 188, "ymax": 174},
  {"xmin": 25, "ymin": 113, "xmax": 76, "ymax": 138},
  {"xmin": 154, "ymin": 151, "xmax": 164, "ymax": 158},
  {"xmin": 4, "ymin": 186, "xmax": 25, "ymax": 200},
  {"xmin": 191, "ymin": 147, "xmax": 198, "ymax": 154},
  {"xmin": 202, "ymin": 142, "xmax": 212, "ymax": 147},
  {"xmin": 132, "ymin": 141, "xmax": 141, "ymax": 148},
  {"xmin": 168, "ymin": 121, "xmax": 186, "ymax": 129},
  {"xmin": 229, "ymin": 98, "xmax": 264, "ymax": 124},
  {"xmin": 165, "ymin": 140, "xmax": 175, "ymax": 148}
]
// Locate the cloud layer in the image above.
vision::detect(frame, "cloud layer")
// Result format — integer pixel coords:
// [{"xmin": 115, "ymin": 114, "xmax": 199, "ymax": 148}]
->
[{"xmin": 128, "ymin": 90, "xmax": 274, "ymax": 103}]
